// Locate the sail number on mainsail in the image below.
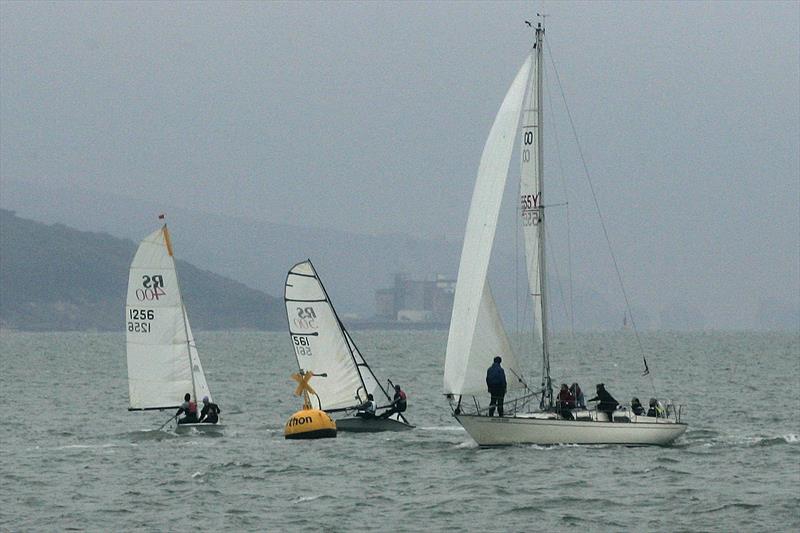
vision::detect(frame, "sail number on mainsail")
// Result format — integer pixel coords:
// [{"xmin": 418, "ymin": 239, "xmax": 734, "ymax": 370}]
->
[
  {"xmin": 127, "ymin": 274, "xmax": 167, "ymax": 333},
  {"xmin": 127, "ymin": 309, "xmax": 155, "ymax": 333}
]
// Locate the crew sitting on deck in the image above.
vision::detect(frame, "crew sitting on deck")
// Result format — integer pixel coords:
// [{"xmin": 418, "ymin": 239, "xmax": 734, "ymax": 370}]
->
[
  {"xmin": 356, "ymin": 393, "xmax": 377, "ymax": 419},
  {"xmin": 631, "ymin": 397, "xmax": 645, "ymax": 416},
  {"xmin": 198, "ymin": 395, "xmax": 221, "ymax": 424},
  {"xmin": 647, "ymin": 398, "xmax": 666, "ymax": 418},
  {"xmin": 570, "ymin": 382, "xmax": 586, "ymax": 408},
  {"xmin": 588, "ymin": 383, "xmax": 619, "ymax": 422},
  {"xmin": 379, "ymin": 385, "xmax": 407, "ymax": 419},
  {"xmin": 176, "ymin": 393, "xmax": 198, "ymax": 424},
  {"xmin": 557, "ymin": 383, "xmax": 575, "ymax": 420}
]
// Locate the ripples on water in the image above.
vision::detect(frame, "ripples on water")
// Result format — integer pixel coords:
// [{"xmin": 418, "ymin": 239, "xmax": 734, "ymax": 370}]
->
[{"xmin": 1, "ymin": 330, "xmax": 798, "ymax": 531}]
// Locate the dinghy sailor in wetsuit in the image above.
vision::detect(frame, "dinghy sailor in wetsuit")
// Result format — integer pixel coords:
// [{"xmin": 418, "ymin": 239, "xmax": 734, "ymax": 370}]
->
[
  {"xmin": 379, "ymin": 385, "xmax": 407, "ymax": 419},
  {"xmin": 198, "ymin": 395, "xmax": 221, "ymax": 424},
  {"xmin": 176, "ymin": 393, "xmax": 199, "ymax": 424},
  {"xmin": 356, "ymin": 393, "xmax": 377, "ymax": 419}
]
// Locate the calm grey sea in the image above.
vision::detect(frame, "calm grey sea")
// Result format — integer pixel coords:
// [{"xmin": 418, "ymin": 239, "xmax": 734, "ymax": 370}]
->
[{"xmin": 1, "ymin": 330, "xmax": 798, "ymax": 532}]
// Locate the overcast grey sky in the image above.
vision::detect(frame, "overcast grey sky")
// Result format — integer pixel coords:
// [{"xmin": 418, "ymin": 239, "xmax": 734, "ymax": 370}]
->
[{"xmin": 1, "ymin": 0, "xmax": 798, "ymax": 329}]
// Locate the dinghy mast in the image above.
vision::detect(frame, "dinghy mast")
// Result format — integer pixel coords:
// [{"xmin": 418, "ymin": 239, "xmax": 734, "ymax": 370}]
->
[{"xmin": 165, "ymin": 224, "xmax": 198, "ymax": 404}]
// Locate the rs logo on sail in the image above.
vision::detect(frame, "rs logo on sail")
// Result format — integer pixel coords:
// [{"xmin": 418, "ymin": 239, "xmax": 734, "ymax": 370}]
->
[
  {"xmin": 136, "ymin": 274, "xmax": 167, "ymax": 301},
  {"xmin": 142, "ymin": 275, "xmax": 165, "ymax": 289}
]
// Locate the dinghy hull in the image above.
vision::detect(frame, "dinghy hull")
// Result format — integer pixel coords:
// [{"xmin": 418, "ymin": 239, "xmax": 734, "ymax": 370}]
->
[
  {"xmin": 174, "ymin": 423, "xmax": 224, "ymax": 434},
  {"xmin": 455, "ymin": 414, "xmax": 686, "ymax": 446},
  {"xmin": 335, "ymin": 417, "xmax": 414, "ymax": 433}
]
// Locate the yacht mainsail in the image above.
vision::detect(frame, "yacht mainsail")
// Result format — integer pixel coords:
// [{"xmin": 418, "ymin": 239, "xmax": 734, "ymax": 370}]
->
[{"xmin": 125, "ymin": 225, "xmax": 211, "ymax": 410}]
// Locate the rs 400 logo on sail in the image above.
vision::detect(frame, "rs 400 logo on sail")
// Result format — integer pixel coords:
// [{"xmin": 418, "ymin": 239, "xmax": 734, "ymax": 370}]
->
[{"xmin": 136, "ymin": 274, "xmax": 166, "ymax": 301}]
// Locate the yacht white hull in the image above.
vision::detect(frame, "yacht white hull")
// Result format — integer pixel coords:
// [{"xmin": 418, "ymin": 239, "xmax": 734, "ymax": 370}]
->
[{"xmin": 455, "ymin": 414, "xmax": 686, "ymax": 446}]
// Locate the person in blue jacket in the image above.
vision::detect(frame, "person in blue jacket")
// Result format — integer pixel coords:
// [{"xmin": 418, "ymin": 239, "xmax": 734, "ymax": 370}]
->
[{"xmin": 486, "ymin": 356, "xmax": 507, "ymax": 417}]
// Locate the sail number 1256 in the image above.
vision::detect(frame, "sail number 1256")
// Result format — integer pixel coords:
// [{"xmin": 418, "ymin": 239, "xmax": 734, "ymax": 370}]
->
[{"xmin": 127, "ymin": 308, "xmax": 154, "ymax": 333}]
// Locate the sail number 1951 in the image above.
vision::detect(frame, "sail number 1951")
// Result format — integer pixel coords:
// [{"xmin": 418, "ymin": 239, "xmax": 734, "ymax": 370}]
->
[{"xmin": 292, "ymin": 335, "xmax": 312, "ymax": 357}]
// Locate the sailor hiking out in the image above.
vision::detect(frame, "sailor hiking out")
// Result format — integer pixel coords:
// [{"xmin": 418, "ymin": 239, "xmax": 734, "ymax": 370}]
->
[{"xmin": 379, "ymin": 385, "xmax": 407, "ymax": 419}]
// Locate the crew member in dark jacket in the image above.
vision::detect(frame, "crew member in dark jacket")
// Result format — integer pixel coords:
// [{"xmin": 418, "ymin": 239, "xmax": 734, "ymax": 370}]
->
[
  {"xmin": 557, "ymin": 383, "xmax": 575, "ymax": 420},
  {"xmin": 198, "ymin": 395, "xmax": 221, "ymax": 424},
  {"xmin": 588, "ymin": 383, "xmax": 619, "ymax": 422},
  {"xmin": 631, "ymin": 397, "xmax": 645, "ymax": 416},
  {"xmin": 486, "ymin": 356, "xmax": 507, "ymax": 417}
]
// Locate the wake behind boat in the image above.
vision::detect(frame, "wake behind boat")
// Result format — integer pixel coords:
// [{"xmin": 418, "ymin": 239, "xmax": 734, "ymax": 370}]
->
[
  {"xmin": 284, "ymin": 260, "xmax": 413, "ymax": 432},
  {"xmin": 443, "ymin": 22, "xmax": 686, "ymax": 447},
  {"xmin": 125, "ymin": 221, "xmax": 223, "ymax": 433}
]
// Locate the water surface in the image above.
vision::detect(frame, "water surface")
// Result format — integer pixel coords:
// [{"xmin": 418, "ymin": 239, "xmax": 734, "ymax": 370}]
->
[{"xmin": 1, "ymin": 330, "xmax": 797, "ymax": 531}]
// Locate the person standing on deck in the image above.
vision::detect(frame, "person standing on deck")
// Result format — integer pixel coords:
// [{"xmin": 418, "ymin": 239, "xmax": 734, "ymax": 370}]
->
[{"xmin": 486, "ymin": 356, "xmax": 507, "ymax": 417}]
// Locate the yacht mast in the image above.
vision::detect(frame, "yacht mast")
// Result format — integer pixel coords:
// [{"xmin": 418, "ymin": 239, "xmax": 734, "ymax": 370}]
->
[{"xmin": 534, "ymin": 22, "xmax": 553, "ymax": 409}]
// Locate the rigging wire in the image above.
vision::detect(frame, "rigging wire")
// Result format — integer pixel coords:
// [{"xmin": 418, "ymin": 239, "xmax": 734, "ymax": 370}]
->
[
  {"xmin": 545, "ymin": 38, "xmax": 657, "ymax": 395},
  {"xmin": 515, "ymin": 158, "xmax": 521, "ymax": 350},
  {"xmin": 543, "ymin": 218, "xmax": 571, "ymax": 353},
  {"xmin": 543, "ymin": 37, "xmax": 577, "ymax": 352}
]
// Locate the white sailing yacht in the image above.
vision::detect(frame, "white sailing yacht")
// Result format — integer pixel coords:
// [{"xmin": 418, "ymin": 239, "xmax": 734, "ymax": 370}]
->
[
  {"xmin": 284, "ymin": 260, "xmax": 413, "ymax": 432},
  {"xmin": 443, "ymin": 22, "xmax": 686, "ymax": 446},
  {"xmin": 125, "ymin": 222, "xmax": 222, "ymax": 432}
]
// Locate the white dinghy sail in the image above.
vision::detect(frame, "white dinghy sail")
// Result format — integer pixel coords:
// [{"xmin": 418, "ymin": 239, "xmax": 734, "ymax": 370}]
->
[
  {"xmin": 125, "ymin": 223, "xmax": 218, "ymax": 429},
  {"xmin": 285, "ymin": 260, "xmax": 412, "ymax": 431},
  {"xmin": 443, "ymin": 22, "xmax": 686, "ymax": 446}
]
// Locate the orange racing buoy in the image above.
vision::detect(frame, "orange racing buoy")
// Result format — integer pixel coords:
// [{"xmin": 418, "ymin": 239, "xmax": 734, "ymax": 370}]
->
[{"xmin": 284, "ymin": 370, "xmax": 337, "ymax": 439}]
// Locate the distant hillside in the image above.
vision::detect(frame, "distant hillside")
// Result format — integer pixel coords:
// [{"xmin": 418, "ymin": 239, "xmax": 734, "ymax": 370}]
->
[
  {"xmin": 9, "ymin": 182, "xmax": 782, "ymax": 331},
  {"xmin": 0, "ymin": 209, "xmax": 284, "ymax": 331},
  {"xmin": 0, "ymin": 180, "xmax": 463, "ymax": 319}
]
